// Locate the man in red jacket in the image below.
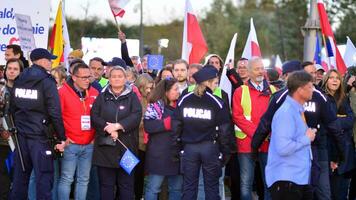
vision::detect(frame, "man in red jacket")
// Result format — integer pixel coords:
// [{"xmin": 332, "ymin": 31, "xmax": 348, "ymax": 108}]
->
[
  {"xmin": 232, "ymin": 57, "xmax": 275, "ymax": 200},
  {"xmin": 57, "ymin": 63, "xmax": 99, "ymax": 200}
]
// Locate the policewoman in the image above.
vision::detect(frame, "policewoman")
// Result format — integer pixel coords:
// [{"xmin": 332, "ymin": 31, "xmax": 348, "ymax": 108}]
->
[{"xmin": 173, "ymin": 65, "xmax": 233, "ymax": 200}]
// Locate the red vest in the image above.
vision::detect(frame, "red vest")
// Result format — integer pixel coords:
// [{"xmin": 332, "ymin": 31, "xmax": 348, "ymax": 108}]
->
[{"xmin": 59, "ymin": 83, "xmax": 99, "ymax": 144}]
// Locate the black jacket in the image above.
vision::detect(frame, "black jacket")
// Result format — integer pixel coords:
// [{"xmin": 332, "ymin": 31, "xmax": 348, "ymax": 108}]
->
[
  {"xmin": 91, "ymin": 85, "xmax": 142, "ymax": 168},
  {"xmin": 327, "ymin": 96, "xmax": 355, "ymax": 176},
  {"xmin": 144, "ymin": 103, "xmax": 180, "ymax": 175},
  {"xmin": 172, "ymin": 89, "xmax": 234, "ymax": 155},
  {"xmin": 226, "ymin": 68, "xmax": 244, "ymax": 94},
  {"xmin": 11, "ymin": 64, "xmax": 65, "ymax": 141},
  {"xmin": 252, "ymin": 87, "xmax": 345, "ymax": 161},
  {"xmin": 121, "ymin": 42, "xmax": 133, "ymax": 67}
]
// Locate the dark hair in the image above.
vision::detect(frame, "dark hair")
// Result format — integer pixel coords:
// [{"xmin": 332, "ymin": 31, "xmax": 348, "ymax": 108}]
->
[
  {"xmin": 4, "ymin": 58, "xmax": 24, "ymax": 81},
  {"xmin": 72, "ymin": 63, "xmax": 90, "ymax": 75},
  {"xmin": 149, "ymin": 77, "xmax": 178, "ymax": 105},
  {"xmin": 6, "ymin": 44, "xmax": 23, "ymax": 57},
  {"xmin": 189, "ymin": 63, "xmax": 203, "ymax": 71},
  {"xmin": 89, "ymin": 57, "xmax": 105, "ymax": 65},
  {"xmin": 155, "ymin": 66, "xmax": 173, "ymax": 85},
  {"xmin": 69, "ymin": 59, "xmax": 85, "ymax": 74},
  {"xmin": 287, "ymin": 71, "xmax": 313, "ymax": 96},
  {"xmin": 173, "ymin": 59, "xmax": 188, "ymax": 70},
  {"xmin": 301, "ymin": 61, "xmax": 314, "ymax": 69},
  {"xmin": 267, "ymin": 68, "xmax": 280, "ymax": 82},
  {"xmin": 239, "ymin": 57, "xmax": 248, "ymax": 61}
]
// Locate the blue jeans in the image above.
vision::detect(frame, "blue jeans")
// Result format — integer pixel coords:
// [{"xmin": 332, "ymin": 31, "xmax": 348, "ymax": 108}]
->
[
  {"xmin": 238, "ymin": 153, "xmax": 270, "ymax": 200},
  {"xmin": 145, "ymin": 174, "xmax": 183, "ymax": 200},
  {"xmin": 57, "ymin": 143, "xmax": 93, "ymax": 200},
  {"xmin": 197, "ymin": 166, "xmax": 226, "ymax": 200},
  {"xmin": 28, "ymin": 159, "xmax": 60, "ymax": 200}
]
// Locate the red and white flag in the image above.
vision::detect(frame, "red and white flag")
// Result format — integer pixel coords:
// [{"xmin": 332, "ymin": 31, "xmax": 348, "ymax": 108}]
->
[
  {"xmin": 241, "ymin": 18, "xmax": 261, "ymax": 60},
  {"xmin": 275, "ymin": 54, "xmax": 283, "ymax": 75},
  {"xmin": 317, "ymin": 0, "xmax": 347, "ymax": 74},
  {"xmin": 181, "ymin": 0, "xmax": 208, "ymax": 64},
  {"xmin": 108, "ymin": 0, "xmax": 129, "ymax": 18}
]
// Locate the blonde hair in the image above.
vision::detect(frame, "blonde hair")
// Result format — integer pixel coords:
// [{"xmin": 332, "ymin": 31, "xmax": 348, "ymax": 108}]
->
[{"xmin": 194, "ymin": 79, "xmax": 215, "ymax": 97}]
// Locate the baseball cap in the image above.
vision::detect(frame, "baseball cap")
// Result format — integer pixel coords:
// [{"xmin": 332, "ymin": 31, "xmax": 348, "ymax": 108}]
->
[{"xmin": 30, "ymin": 48, "xmax": 57, "ymax": 61}]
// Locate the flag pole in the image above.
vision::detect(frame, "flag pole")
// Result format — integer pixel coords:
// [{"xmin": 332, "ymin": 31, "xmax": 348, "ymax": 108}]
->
[{"xmin": 114, "ymin": 16, "xmax": 121, "ymax": 32}]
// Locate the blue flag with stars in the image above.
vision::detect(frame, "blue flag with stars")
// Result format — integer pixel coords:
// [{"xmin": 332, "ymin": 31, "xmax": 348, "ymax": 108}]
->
[
  {"xmin": 119, "ymin": 149, "xmax": 140, "ymax": 174},
  {"xmin": 147, "ymin": 55, "xmax": 164, "ymax": 70}
]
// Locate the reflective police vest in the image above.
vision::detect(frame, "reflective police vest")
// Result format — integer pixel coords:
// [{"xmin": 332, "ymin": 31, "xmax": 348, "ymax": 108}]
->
[
  {"xmin": 235, "ymin": 85, "xmax": 276, "ymax": 139},
  {"xmin": 187, "ymin": 85, "xmax": 222, "ymax": 98}
]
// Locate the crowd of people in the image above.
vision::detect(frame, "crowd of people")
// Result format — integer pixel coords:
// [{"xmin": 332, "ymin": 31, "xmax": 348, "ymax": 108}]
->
[{"xmin": 0, "ymin": 31, "xmax": 355, "ymax": 200}]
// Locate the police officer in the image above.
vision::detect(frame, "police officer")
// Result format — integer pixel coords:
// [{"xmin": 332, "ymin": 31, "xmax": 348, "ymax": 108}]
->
[
  {"xmin": 10, "ymin": 48, "xmax": 66, "ymax": 200},
  {"xmin": 173, "ymin": 65, "xmax": 233, "ymax": 200}
]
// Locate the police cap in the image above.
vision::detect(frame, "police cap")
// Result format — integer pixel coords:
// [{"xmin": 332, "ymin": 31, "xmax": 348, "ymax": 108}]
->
[{"xmin": 193, "ymin": 64, "xmax": 218, "ymax": 84}]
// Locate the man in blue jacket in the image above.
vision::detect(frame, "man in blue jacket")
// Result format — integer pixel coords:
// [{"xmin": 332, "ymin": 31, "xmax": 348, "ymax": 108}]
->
[{"xmin": 10, "ymin": 48, "xmax": 66, "ymax": 200}]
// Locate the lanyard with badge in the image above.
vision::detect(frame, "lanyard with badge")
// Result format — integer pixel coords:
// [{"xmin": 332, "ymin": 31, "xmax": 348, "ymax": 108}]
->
[{"xmin": 80, "ymin": 90, "xmax": 91, "ymax": 131}]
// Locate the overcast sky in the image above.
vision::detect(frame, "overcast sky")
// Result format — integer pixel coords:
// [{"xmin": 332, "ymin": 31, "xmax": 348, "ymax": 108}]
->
[{"xmin": 51, "ymin": 0, "xmax": 216, "ymax": 25}]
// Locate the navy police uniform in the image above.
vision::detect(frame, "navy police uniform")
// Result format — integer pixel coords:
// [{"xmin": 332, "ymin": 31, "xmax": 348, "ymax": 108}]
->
[
  {"xmin": 10, "ymin": 49, "xmax": 65, "ymax": 200},
  {"xmin": 172, "ymin": 65, "xmax": 233, "ymax": 200}
]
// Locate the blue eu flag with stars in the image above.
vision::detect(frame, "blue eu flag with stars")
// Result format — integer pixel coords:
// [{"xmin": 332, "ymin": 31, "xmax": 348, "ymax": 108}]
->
[
  {"xmin": 147, "ymin": 55, "xmax": 164, "ymax": 70},
  {"xmin": 119, "ymin": 149, "xmax": 140, "ymax": 174}
]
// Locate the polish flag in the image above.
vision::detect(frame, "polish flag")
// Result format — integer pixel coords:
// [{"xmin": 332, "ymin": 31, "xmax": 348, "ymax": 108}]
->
[
  {"xmin": 241, "ymin": 18, "xmax": 261, "ymax": 60},
  {"xmin": 108, "ymin": 0, "xmax": 129, "ymax": 18},
  {"xmin": 275, "ymin": 54, "xmax": 283, "ymax": 75},
  {"xmin": 317, "ymin": 0, "xmax": 347, "ymax": 74},
  {"xmin": 181, "ymin": 0, "xmax": 208, "ymax": 64}
]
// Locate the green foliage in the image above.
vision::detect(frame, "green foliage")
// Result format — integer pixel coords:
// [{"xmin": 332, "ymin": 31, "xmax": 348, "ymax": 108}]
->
[{"xmin": 57, "ymin": 0, "xmax": 354, "ymax": 63}]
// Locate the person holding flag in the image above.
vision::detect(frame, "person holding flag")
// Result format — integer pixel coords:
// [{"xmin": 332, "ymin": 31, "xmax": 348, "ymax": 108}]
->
[{"xmin": 91, "ymin": 66, "xmax": 142, "ymax": 200}]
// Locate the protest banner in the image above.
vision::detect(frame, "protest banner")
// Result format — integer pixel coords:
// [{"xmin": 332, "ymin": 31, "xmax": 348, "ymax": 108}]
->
[
  {"xmin": 0, "ymin": 0, "xmax": 50, "ymax": 64},
  {"xmin": 14, "ymin": 13, "xmax": 36, "ymax": 55}
]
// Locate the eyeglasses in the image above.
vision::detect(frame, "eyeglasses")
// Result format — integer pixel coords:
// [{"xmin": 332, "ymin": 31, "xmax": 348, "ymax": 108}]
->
[{"xmin": 74, "ymin": 75, "xmax": 91, "ymax": 81}]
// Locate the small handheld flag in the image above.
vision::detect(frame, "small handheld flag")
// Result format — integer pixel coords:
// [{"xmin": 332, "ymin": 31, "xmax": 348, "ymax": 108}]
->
[
  {"xmin": 116, "ymin": 138, "xmax": 139, "ymax": 174},
  {"xmin": 147, "ymin": 55, "xmax": 164, "ymax": 70},
  {"xmin": 119, "ymin": 149, "xmax": 140, "ymax": 174}
]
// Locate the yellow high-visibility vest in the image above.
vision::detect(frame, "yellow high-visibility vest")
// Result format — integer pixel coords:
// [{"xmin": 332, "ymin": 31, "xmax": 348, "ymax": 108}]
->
[
  {"xmin": 187, "ymin": 85, "xmax": 223, "ymax": 98},
  {"xmin": 235, "ymin": 85, "xmax": 276, "ymax": 139}
]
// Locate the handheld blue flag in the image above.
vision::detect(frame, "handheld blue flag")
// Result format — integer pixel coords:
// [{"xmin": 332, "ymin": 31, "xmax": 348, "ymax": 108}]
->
[
  {"xmin": 119, "ymin": 149, "xmax": 140, "ymax": 174},
  {"xmin": 147, "ymin": 55, "xmax": 164, "ymax": 70}
]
